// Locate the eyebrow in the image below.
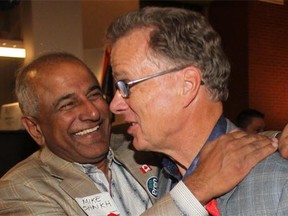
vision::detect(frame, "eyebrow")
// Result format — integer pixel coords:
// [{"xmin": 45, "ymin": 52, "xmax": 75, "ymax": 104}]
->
[
  {"xmin": 52, "ymin": 84, "xmax": 102, "ymax": 109},
  {"xmin": 53, "ymin": 93, "xmax": 76, "ymax": 109},
  {"xmin": 88, "ymin": 84, "xmax": 102, "ymax": 93}
]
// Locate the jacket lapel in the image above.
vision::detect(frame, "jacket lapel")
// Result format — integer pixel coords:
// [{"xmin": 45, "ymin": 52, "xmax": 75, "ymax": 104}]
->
[
  {"xmin": 111, "ymin": 133, "xmax": 162, "ymax": 203},
  {"xmin": 40, "ymin": 147, "xmax": 101, "ymax": 199}
]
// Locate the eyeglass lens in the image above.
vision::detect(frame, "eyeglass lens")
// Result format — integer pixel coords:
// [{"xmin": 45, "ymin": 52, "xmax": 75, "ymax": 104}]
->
[{"xmin": 116, "ymin": 81, "xmax": 129, "ymax": 98}]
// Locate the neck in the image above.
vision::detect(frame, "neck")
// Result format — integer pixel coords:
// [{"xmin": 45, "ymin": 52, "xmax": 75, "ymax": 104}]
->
[
  {"xmin": 92, "ymin": 157, "xmax": 110, "ymax": 177},
  {"xmin": 168, "ymin": 101, "xmax": 223, "ymax": 175}
]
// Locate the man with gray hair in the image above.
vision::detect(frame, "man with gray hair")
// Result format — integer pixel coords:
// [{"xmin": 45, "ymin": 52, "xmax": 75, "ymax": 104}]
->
[
  {"xmin": 0, "ymin": 52, "xmax": 280, "ymax": 216},
  {"xmin": 108, "ymin": 6, "xmax": 288, "ymax": 215}
]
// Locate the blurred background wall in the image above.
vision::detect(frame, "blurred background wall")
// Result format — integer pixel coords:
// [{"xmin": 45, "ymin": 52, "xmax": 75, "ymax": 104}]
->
[{"xmin": 0, "ymin": 0, "xmax": 287, "ymax": 130}]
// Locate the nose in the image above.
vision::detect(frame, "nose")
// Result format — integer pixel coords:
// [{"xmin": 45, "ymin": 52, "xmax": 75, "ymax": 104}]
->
[
  {"xmin": 110, "ymin": 90, "xmax": 128, "ymax": 114},
  {"xmin": 79, "ymin": 99, "xmax": 100, "ymax": 121}
]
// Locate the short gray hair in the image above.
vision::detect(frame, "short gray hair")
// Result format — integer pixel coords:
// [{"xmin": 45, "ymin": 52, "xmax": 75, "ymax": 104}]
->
[{"xmin": 106, "ymin": 7, "xmax": 230, "ymax": 101}]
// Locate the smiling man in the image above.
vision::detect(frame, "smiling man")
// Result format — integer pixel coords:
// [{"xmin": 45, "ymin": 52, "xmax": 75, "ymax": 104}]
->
[
  {"xmin": 0, "ymin": 53, "xmax": 161, "ymax": 215},
  {"xmin": 0, "ymin": 52, "xmax": 283, "ymax": 216}
]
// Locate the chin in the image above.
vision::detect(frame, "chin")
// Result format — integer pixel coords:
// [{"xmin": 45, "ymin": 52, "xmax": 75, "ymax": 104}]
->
[{"xmin": 132, "ymin": 139, "xmax": 150, "ymax": 152}]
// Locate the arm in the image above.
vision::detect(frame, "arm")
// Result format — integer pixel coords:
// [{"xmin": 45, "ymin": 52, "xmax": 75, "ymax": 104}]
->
[
  {"xmin": 186, "ymin": 131, "xmax": 278, "ymax": 204},
  {"xmin": 141, "ymin": 194, "xmax": 183, "ymax": 216},
  {"xmin": 141, "ymin": 131, "xmax": 277, "ymax": 215},
  {"xmin": 0, "ymin": 179, "xmax": 82, "ymax": 216},
  {"xmin": 141, "ymin": 182, "xmax": 208, "ymax": 216}
]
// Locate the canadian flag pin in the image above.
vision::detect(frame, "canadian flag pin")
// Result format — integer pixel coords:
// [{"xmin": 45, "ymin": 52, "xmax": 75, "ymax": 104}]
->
[{"xmin": 140, "ymin": 164, "xmax": 152, "ymax": 173}]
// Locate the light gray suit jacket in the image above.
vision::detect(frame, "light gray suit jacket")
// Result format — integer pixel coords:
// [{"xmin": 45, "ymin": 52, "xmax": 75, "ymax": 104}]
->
[
  {"xmin": 0, "ymin": 133, "xmax": 180, "ymax": 215},
  {"xmin": 217, "ymin": 119, "xmax": 288, "ymax": 215}
]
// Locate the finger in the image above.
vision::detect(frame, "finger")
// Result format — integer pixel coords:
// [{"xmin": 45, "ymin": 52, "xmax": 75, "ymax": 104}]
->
[
  {"xmin": 236, "ymin": 138, "xmax": 278, "ymax": 171},
  {"xmin": 227, "ymin": 130, "xmax": 248, "ymax": 138},
  {"xmin": 239, "ymin": 134, "xmax": 278, "ymax": 149},
  {"xmin": 200, "ymin": 132, "xmax": 255, "ymax": 159},
  {"xmin": 235, "ymin": 133, "xmax": 277, "ymax": 156},
  {"xmin": 229, "ymin": 132, "xmax": 277, "ymax": 149},
  {"xmin": 226, "ymin": 130, "xmax": 268, "ymax": 141}
]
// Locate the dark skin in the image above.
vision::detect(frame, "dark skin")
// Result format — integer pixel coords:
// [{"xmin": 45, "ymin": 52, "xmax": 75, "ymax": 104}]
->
[{"xmin": 22, "ymin": 61, "xmax": 111, "ymax": 175}]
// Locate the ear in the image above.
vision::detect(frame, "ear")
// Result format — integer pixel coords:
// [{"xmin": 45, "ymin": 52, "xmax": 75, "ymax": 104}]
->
[
  {"xmin": 21, "ymin": 116, "xmax": 45, "ymax": 146},
  {"xmin": 181, "ymin": 66, "xmax": 203, "ymax": 107}
]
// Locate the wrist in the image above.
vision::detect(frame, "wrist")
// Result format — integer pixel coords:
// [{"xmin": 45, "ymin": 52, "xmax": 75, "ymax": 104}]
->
[{"xmin": 183, "ymin": 174, "xmax": 212, "ymax": 205}]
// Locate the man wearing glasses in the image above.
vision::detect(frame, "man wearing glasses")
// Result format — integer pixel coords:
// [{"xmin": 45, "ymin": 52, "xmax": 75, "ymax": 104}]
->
[
  {"xmin": 107, "ymin": 7, "xmax": 288, "ymax": 215},
  {"xmin": 0, "ymin": 51, "xmax": 282, "ymax": 216}
]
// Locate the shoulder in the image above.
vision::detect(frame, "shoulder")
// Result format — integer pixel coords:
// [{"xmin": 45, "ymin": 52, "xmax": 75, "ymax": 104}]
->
[
  {"xmin": 248, "ymin": 152, "xmax": 288, "ymax": 178},
  {"xmin": 218, "ymin": 153, "xmax": 288, "ymax": 215},
  {"xmin": 0, "ymin": 147, "xmax": 80, "ymax": 187},
  {"xmin": 0, "ymin": 150, "xmax": 53, "ymax": 200},
  {"xmin": 233, "ymin": 152, "xmax": 288, "ymax": 189},
  {"xmin": 0, "ymin": 150, "xmax": 86, "ymax": 216},
  {"xmin": 1, "ymin": 150, "xmax": 45, "ymax": 182}
]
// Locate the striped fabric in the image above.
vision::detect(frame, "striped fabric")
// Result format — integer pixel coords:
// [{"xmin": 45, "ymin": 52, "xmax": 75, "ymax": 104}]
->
[{"xmin": 76, "ymin": 150, "xmax": 152, "ymax": 216}]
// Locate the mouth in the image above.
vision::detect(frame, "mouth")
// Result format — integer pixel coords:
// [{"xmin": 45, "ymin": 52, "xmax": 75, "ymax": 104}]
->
[
  {"xmin": 127, "ymin": 121, "xmax": 137, "ymax": 127},
  {"xmin": 126, "ymin": 121, "xmax": 138, "ymax": 135},
  {"xmin": 74, "ymin": 125, "xmax": 100, "ymax": 136}
]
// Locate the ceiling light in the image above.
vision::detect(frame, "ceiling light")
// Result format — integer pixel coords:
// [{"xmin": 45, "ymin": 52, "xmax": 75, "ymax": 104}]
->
[{"xmin": 0, "ymin": 40, "xmax": 26, "ymax": 58}]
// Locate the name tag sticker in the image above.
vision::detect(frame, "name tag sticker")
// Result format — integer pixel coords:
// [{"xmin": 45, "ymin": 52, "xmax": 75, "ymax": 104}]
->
[{"xmin": 76, "ymin": 192, "xmax": 120, "ymax": 216}]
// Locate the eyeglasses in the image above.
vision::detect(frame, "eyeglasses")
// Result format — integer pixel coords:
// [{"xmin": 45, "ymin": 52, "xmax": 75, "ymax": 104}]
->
[{"xmin": 115, "ymin": 65, "xmax": 193, "ymax": 98}]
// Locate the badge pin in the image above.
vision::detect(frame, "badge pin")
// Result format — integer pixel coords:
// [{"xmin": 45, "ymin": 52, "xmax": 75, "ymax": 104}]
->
[
  {"xmin": 140, "ymin": 164, "xmax": 152, "ymax": 173},
  {"xmin": 146, "ymin": 176, "xmax": 158, "ymax": 198}
]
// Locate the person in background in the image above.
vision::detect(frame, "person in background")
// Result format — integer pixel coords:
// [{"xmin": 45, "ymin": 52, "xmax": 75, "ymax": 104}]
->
[
  {"xmin": 0, "ymin": 52, "xmax": 279, "ymax": 216},
  {"xmin": 235, "ymin": 108, "xmax": 266, "ymax": 134},
  {"xmin": 235, "ymin": 109, "xmax": 285, "ymax": 146},
  {"xmin": 107, "ymin": 6, "xmax": 288, "ymax": 215}
]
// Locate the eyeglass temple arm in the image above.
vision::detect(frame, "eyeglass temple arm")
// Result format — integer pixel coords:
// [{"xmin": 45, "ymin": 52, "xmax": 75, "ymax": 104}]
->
[{"xmin": 127, "ymin": 65, "xmax": 188, "ymax": 86}]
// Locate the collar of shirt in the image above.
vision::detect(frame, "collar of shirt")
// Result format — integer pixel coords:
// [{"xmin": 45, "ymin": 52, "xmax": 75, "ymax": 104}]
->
[
  {"xmin": 75, "ymin": 148, "xmax": 120, "ymax": 171},
  {"xmin": 74, "ymin": 148, "xmax": 121, "ymax": 191},
  {"xmin": 74, "ymin": 148, "xmax": 152, "ymax": 216},
  {"xmin": 162, "ymin": 116, "xmax": 227, "ymax": 182}
]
